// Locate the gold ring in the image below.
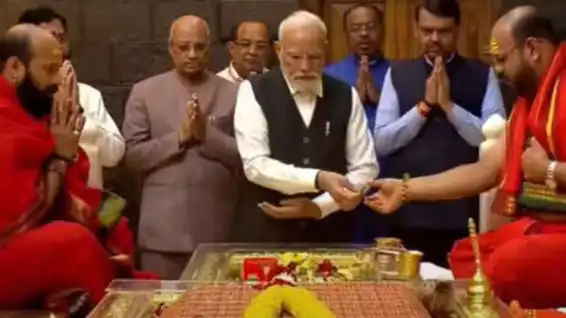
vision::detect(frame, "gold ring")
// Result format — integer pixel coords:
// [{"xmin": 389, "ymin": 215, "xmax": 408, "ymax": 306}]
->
[{"xmin": 73, "ymin": 130, "xmax": 81, "ymax": 136}]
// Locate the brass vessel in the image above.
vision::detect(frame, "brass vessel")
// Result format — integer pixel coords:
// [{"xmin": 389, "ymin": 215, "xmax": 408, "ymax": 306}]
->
[
  {"xmin": 398, "ymin": 250, "xmax": 423, "ymax": 280},
  {"xmin": 371, "ymin": 238, "xmax": 423, "ymax": 281},
  {"xmin": 464, "ymin": 218, "xmax": 499, "ymax": 318},
  {"xmin": 372, "ymin": 238, "xmax": 405, "ymax": 279}
]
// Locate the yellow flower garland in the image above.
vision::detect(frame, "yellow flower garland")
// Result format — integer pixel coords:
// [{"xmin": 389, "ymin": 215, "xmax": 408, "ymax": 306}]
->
[{"xmin": 244, "ymin": 285, "xmax": 336, "ymax": 318}]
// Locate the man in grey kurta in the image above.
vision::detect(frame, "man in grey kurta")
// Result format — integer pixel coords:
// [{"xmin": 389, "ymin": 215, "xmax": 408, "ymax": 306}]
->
[{"xmin": 122, "ymin": 15, "xmax": 240, "ymax": 279}]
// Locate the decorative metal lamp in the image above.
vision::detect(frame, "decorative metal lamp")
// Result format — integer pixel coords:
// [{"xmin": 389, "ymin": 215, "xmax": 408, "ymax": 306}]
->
[{"xmin": 464, "ymin": 218, "xmax": 499, "ymax": 318}]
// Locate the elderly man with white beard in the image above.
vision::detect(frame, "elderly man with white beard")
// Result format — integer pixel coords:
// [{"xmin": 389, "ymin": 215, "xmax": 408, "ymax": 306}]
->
[{"xmin": 231, "ymin": 10, "xmax": 378, "ymax": 242}]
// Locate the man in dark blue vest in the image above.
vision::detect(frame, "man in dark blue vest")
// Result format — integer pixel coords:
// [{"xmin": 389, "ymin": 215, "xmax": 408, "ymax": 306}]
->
[
  {"xmin": 374, "ymin": 0, "xmax": 505, "ymax": 266},
  {"xmin": 232, "ymin": 10, "xmax": 378, "ymax": 243}
]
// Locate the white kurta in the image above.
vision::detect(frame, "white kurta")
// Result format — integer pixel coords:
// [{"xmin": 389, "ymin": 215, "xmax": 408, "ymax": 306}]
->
[
  {"xmin": 78, "ymin": 83, "xmax": 125, "ymax": 189},
  {"xmin": 217, "ymin": 62, "xmax": 268, "ymax": 83},
  {"xmin": 234, "ymin": 76, "xmax": 379, "ymax": 218}
]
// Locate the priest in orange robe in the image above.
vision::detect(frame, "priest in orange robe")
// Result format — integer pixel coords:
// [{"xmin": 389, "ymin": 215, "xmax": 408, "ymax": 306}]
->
[
  {"xmin": 0, "ymin": 25, "xmax": 150, "ymax": 313},
  {"xmin": 365, "ymin": 6, "xmax": 566, "ymax": 309}
]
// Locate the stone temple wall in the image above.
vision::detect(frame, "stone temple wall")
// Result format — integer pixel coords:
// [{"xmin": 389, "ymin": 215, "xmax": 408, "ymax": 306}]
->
[
  {"xmin": 0, "ymin": 0, "xmax": 298, "ymax": 235},
  {"xmin": 0, "ymin": 0, "xmax": 298, "ymax": 126}
]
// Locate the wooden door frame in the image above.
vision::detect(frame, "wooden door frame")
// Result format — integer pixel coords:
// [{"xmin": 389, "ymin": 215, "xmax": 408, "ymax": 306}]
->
[
  {"xmin": 300, "ymin": 0, "xmax": 321, "ymax": 14},
  {"xmin": 300, "ymin": 0, "xmax": 504, "ymax": 61}
]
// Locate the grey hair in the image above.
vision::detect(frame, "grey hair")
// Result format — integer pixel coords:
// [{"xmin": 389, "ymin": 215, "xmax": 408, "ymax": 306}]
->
[{"xmin": 278, "ymin": 10, "xmax": 327, "ymax": 42}]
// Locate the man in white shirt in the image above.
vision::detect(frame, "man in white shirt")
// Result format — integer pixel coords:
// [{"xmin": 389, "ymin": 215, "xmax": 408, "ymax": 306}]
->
[
  {"xmin": 232, "ymin": 11, "xmax": 378, "ymax": 242},
  {"xmin": 19, "ymin": 7, "xmax": 125, "ymax": 189},
  {"xmin": 217, "ymin": 21, "xmax": 270, "ymax": 83}
]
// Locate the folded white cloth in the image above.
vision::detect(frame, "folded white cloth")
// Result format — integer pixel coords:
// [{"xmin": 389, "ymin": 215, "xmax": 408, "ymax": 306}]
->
[{"xmin": 420, "ymin": 262, "xmax": 454, "ymax": 281}]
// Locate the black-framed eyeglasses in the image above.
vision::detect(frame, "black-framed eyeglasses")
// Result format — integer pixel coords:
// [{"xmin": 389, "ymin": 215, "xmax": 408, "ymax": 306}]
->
[
  {"xmin": 347, "ymin": 22, "xmax": 378, "ymax": 34},
  {"xmin": 233, "ymin": 40, "xmax": 269, "ymax": 51}
]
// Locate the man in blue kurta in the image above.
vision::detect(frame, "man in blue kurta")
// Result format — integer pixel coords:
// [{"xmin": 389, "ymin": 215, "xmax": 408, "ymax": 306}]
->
[
  {"xmin": 325, "ymin": 4, "xmax": 389, "ymax": 243},
  {"xmin": 325, "ymin": 4, "xmax": 389, "ymax": 131}
]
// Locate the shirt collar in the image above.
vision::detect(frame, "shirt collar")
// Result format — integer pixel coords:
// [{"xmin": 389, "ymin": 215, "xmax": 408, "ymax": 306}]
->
[
  {"xmin": 229, "ymin": 62, "xmax": 268, "ymax": 82},
  {"xmin": 424, "ymin": 53, "xmax": 456, "ymax": 66},
  {"xmin": 282, "ymin": 72, "xmax": 323, "ymax": 98},
  {"xmin": 228, "ymin": 62, "xmax": 244, "ymax": 82},
  {"xmin": 174, "ymin": 69, "xmax": 211, "ymax": 87}
]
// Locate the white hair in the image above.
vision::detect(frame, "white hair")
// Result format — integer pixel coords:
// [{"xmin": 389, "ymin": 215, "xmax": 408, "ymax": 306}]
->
[{"xmin": 278, "ymin": 10, "xmax": 327, "ymax": 43}]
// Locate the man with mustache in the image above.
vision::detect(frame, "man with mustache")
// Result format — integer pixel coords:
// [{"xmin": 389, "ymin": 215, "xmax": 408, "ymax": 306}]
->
[
  {"xmin": 18, "ymin": 6, "xmax": 125, "ymax": 190},
  {"xmin": 371, "ymin": 0, "xmax": 505, "ymax": 267},
  {"xmin": 122, "ymin": 15, "xmax": 240, "ymax": 279},
  {"xmin": 366, "ymin": 6, "xmax": 566, "ymax": 309},
  {"xmin": 325, "ymin": 4, "xmax": 388, "ymax": 131},
  {"xmin": 324, "ymin": 3, "xmax": 390, "ymax": 243},
  {"xmin": 218, "ymin": 20, "xmax": 271, "ymax": 83},
  {"xmin": 232, "ymin": 10, "xmax": 378, "ymax": 242},
  {"xmin": 0, "ymin": 24, "xmax": 119, "ymax": 314}
]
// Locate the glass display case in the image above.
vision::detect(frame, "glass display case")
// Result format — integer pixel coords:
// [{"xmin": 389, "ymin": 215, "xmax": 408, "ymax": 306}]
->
[
  {"xmin": 88, "ymin": 243, "xmax": 511, "ymax": 318},
  {"xmin": 88, "ymin": 280, "xmax": 512, "ymax": 318},
  {"xmin": 180, "ymin": 242, "xmax": 379, "ymax": 282},
  {"xmin": 87, "ymin": 280, "xmax": 190, "ymax": 318}
]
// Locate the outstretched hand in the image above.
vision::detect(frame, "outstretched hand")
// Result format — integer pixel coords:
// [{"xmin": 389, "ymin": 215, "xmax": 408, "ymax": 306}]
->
[
  {"xmin": 259, "ymin": 198, "xmax": 322, "ymax": 219},
  {"xmin": 363, "ymin": 179, "xmax": 404, "ymax": 214},
  {"xmin": 317, "ymin": 171, "xmax": 363, "ymax": 211}
]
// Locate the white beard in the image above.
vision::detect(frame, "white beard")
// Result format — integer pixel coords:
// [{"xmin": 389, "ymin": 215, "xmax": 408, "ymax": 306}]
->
[
  {"xmin": 280, "ymin": 60, "xmax": 322, "ymax": 95},
  {"xmin": 291, "ymin": 78, "xmax": 321, "ymax": 95}
]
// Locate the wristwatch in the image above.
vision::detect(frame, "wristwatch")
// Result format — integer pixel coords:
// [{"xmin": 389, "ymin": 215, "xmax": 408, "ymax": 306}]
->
[{"xmin": 546, "ymin": 160, "xmax": 558, "ymax": 191}]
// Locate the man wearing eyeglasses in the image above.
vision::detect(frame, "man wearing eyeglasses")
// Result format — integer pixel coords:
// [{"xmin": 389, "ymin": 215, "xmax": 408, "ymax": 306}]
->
[
  {"xmin": 122, "ymin": 16, "xmax": 240, "ymax": 279},
  {"xmin": 366, "ymin": 6, "xmax": 566, "ymax": 309},
  {"xmin": 218, "ymin": 21, "xmax": 270, "ymax": 83},
  {"xmin": 324, "ymin": 4, "xmax": 390, "ymax": 244},
  {"xmin": 325, "ymin": 4, "xmax": 389, "ymax": 132}
]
